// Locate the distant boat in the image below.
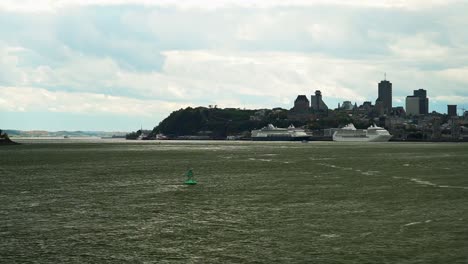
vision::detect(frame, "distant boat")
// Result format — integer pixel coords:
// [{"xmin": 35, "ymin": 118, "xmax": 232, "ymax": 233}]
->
[
  {"xmin": 63, "ymin": 135, "xmax": 70, "ymax": 139},
  {"xmin": 251, "ymin": 124, "xmax": 311, "ymax": 141},
  {"xmin": 156, "ymin": 134, "xmax": 168, "ymax": 140},
  {"xmin": 332, "ymin": 124, "xmax": 392, "ymax": 142}
]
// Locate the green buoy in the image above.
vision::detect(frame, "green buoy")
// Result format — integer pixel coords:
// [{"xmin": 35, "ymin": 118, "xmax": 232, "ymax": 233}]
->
[{"xmin": 184, "ymin": 168, "xmax": 197, "ymax": 185}]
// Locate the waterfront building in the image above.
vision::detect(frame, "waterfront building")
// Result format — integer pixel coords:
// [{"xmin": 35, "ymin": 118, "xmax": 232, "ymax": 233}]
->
[{"xmin": 448, "ymin": 105, "xmax": 457, "ymax": 117}]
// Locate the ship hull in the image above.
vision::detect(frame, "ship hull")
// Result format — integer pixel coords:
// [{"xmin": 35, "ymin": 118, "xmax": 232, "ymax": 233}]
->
[
  {"xmin": 252, "ymin": 136, "xmax": 311, "ymax": 141},
  {"xmin": 333, "ymin": 135, "xmax": 392, "ymax": 142},
  {"xmin": 251, "ymin": 124, "xmax": 310, "ymax": 141}
]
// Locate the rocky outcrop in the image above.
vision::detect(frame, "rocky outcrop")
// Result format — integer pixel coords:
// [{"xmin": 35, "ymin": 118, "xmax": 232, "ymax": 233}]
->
[{"xmin": 0, "ymin": 130, "xmax": 19, "ymax": 145}]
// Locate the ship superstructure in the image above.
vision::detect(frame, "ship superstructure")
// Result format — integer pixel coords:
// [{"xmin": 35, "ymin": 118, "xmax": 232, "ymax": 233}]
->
[
  {"xmin": 332, "ymin": 124, "xmax": 392, "ymax": 142},
  {"xmin": 251, "ymin": 124, "xmax": 310, "ymax": 141}
]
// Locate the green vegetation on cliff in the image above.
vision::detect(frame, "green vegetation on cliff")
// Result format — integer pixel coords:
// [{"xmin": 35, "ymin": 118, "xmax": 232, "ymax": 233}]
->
[{"xmin": 151, "ymin": 107, "xmax": 302, "ymax": 138}]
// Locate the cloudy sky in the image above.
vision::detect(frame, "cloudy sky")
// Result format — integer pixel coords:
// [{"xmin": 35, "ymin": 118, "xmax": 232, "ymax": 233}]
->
[{"xmin": 1, "ymin": 0, "xmax": 467, "ymax": 131}]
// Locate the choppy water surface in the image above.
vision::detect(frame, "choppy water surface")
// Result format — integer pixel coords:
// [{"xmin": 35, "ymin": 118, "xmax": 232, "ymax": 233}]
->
[{"xmin": 1, "ymin": 140, "xmax": 467, "ymax": 263}]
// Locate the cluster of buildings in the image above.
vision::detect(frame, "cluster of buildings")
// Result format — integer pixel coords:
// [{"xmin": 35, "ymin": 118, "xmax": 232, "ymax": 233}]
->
[
  {"xmin": 288, "ymin": 90, "xmax": 329, "ymax": 120},
  {"xmin": 287, "ymin": 78, "xmax": 468, "ymax": 141},
  {"xmin": 289, "ymin": 78, "xmax": 465, "ymax": 118}
]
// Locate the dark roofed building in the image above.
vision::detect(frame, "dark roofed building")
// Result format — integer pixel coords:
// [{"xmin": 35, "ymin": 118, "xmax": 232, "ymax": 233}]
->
[
  {"xmin": 292, "ymin": 95, "xmax": 310, "ymax": 112},
  {"xmin": 448, "ymin": 105, "xmax": 457, "ymax": 117}
]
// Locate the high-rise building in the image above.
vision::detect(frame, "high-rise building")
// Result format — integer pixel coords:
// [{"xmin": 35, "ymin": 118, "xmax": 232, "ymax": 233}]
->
[
  {"xmin": 413, "ymin": 89, "xmax": 429, "ymax": 114},
  {"xmin": 406, "ymin": 96, "xmax": 420, "ymax": 116},
  {"xmin": 377, "ymin": 80, "xmax": 392, "ymax": 114},
  {"xmin": 448, "ymin": 105, "xmax": 457, "ymax": 117},
  {"xmin": 405, "ymin": 89, "xmax": 429, "ymax": 115},
  {"xmin": 310, "ymin": 90, "xmax": 328, "ymax": 111}
]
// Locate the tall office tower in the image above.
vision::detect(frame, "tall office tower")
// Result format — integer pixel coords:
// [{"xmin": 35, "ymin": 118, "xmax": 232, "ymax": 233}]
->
[
  {"xmin": 378, "ymin": 80, "xmax": 392, "ymax": 114},
  {"xmin": 413, "ymin": 89, "xmax": 429, "ymax": 114},
  {"xmin": 448, "ymin": 105, "xmax": 457, "ymax": 117}
]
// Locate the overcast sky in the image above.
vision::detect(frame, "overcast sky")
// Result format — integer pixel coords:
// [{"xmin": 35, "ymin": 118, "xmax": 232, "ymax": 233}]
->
[{"xmin": 1, "ymin": 0, "xmax": 467, "ymax": 131}]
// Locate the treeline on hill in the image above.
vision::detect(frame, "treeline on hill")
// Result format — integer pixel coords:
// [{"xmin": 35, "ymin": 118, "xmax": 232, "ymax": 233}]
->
[
  {"xmin": 307, "ymin": 113, "xmax": 373, "ymax": 130},
  {"xmin": 126, "ymin": 106, "xmax": 375, "ymax": 139},
  {"xmin": 150, "ymin": 107, "xmax": 305, "ymax": 138}
]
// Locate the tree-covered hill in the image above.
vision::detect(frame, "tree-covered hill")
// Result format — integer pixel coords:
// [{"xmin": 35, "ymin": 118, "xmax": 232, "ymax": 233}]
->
[
  {"xmin": 126, "ymin": 106, "xmax": 372, "ymax": 139},
  {"xmin": 150, "ymin": 107, "xmax": 299, "ymax": 138}
]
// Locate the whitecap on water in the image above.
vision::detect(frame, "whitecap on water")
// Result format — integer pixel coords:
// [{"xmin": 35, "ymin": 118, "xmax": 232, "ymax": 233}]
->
[
  {"xmin": 248, "ymin": 158, "xmax": 272, "ymax": 162},
  {"xmin": 318, "ymin": 163, "xmax": 380, "ymax": 176},
  {"xmin": 403, "ymin": 220, "xmax": 432, "ymax": 227},
  {"xmin": 395, "ymin": 177, "xmax": 468, "ymax": 190},
  {"xmin": 411, "ymin": 178, "xmax": 437, "ymax": 187},
  {"xmin": 361, "ymin": 171, "xmax": 379, "ymax": 176},
  {"xmin": 403, "ymin": 221, "xmax": 422, "ymax": 227},
  {"xmin": 320, "ymin": 234, "xmax": 340, "ymax": 238}
]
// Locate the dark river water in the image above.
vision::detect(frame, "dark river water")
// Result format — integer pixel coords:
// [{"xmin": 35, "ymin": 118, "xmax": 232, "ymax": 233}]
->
[{"xmin": 1, "ymin": 140, "xmax": 467, "ymax": 263}]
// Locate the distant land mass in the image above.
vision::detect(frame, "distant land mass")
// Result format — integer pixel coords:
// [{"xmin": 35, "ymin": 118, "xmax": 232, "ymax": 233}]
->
[{"xmin": 5, "ymin": 130, "xmax": 128, "ymax": 138}]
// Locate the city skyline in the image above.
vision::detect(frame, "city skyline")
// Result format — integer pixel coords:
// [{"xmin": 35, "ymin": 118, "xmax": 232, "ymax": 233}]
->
[{"xmin": 1, "ymin": 0, "xmax": 468, "ymax": 131}]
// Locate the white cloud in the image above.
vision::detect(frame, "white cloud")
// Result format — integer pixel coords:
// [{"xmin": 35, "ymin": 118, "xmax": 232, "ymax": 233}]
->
[
  {"xmin": 432, "ymin": 95, "xmax": 468, "ymax": 104},
  {"xmin": 161, "ymin": 50, "xmax": 370, "ymax": 102},
  {"xmin": 388, "ymin": 33, "xmax": 450, "ymax": 61},
  {"xmin": 0, "ymin": 86, "xmax": 189, "ymax": 116},
  {"xmin": 0, "ymin": 45, "xmax": 26, "ymax": 85},
  {"xmin": 437, "ymin": 67, "xmax": 468, "ymax": 84},
  {"xmin": 307, "ymin": 23, "xmax": 351, "ymax": 44}
]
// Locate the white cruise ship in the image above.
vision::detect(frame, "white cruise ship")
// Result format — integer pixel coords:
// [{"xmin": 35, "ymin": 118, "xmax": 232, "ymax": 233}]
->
[
  {"xmin": 251, "ymin": 124, "xmax": 310, "ymax": 141},
  {"xmin": 332, "ymin": 124, "xmax": 392, "ymax": 142}
]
